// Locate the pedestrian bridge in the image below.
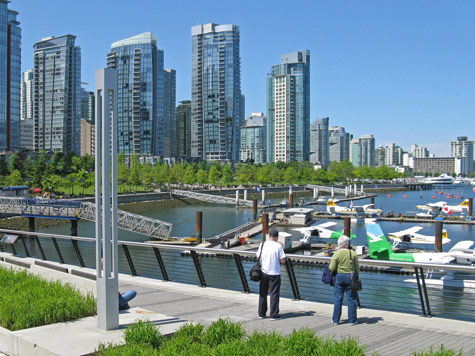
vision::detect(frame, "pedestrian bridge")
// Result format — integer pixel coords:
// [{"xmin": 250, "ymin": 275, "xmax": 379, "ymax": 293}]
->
[
  {"xmin": 0, "ymin": 197, "xmax": 172, "ymax": 240},
  {"xmin": 171, "ymin": 189, "xmax": 254, "ymax": 207}
]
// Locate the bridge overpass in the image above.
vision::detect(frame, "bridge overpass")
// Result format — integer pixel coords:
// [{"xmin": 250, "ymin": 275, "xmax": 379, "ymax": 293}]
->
[{"xmin": 0, "ymin": 197, "xmax": 172, "ymax": 240}]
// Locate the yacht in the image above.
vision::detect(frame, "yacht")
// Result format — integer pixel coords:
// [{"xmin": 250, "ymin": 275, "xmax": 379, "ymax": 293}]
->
[{"xmin": 423, "ymin": 174, "xmax": 455, "ymax": 185}]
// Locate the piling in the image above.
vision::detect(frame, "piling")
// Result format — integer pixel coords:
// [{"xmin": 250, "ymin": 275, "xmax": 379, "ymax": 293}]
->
[
  {"xmin": 289, "ymin": 193, "xmax": 294, "ymax": 208},
  {"xmin": 354, "ymin": 184, "xmax": 357, "ymax": 196},
  {"xmin": 261, "ymin": 190, "xmax": 266, "ymax": 205},
  {"xmin": 244, "ymin": 189, "xmax": 248, "ymax": 201},
  {"xmin": 469, "ymin": 197, "xmax": 473, "ymax": 218},
  {"xmin": 345, "ymin": 186, "xmax": 349, "ymax": 198},
  {"xmin": 253, "ymin": 199, "xmax": 258, "ymax": 221},
  {"xmin": 235, "ymin": 190, "xmax": 239, "ymax": 207},
  {"xmin": 313, "ymin": 187, "xmax": 318, "ymax": 201},
  {"xmin": 28, "ymin": 217, "xmax": 35, "ymax": 233},
  {"xmin": 361, "ymin": 185, "xmax": 364, "ymax": 194},
  {"xmin": 196, "ymin": 211, "xmax": 203, "ymax": 244},
  {"xmin": 71, "ymin": 219, "xmax": 78, "ymax": 237},
  {"xmin": 344, "ymin": 217, "xmax": 351, "ymax": 238},
  {"xmin": 435, "ymin": 220, "xmax": 443, "ymax": 252},
  {"xmin": 262, "ymin": 213, "xmax": 269, "ymax": 242},
  {"xmin": 370, "ymin": 196, "xmax": 375, "ymax": 205},
  {"xmin": 331, "ymin": 187, "xmax": 335, "ymax": 200}
]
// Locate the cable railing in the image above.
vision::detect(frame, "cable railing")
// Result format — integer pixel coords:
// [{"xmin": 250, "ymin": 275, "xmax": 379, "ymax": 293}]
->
[{"xmin": 1, "ymin": 227, "xmax": 475, "ymax": 322}]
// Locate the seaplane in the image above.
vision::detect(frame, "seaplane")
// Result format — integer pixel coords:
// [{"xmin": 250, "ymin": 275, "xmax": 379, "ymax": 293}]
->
[
  {"xmin": 326, "ymin": 200, "xmax": 382, "ymax": 217},
  {"xmin": 416, "ymin": 199, "xmax": 470, "ymax": 217},
  {"xmin": 292, "ymin": 221, "xmax": 356, "ymax": 244},
  {"xmin": 366, "ymin": 223, "xmax": 475, "ymax": 265},
  {"xmin": 388, "ymin": 226, "xmax": 451, "ymax": 247}
]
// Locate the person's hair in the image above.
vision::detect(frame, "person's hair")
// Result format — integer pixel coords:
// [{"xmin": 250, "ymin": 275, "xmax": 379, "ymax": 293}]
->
[
  {"xmin": 337, "ymin": 235, "xmax": 350, "ymax": 250},
  {"xmin": 269, "ymin": 228, "xmax": 279, "ymax": 238}
]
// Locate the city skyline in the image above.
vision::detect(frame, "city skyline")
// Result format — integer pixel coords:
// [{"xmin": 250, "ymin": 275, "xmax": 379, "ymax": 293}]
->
[{"xmin": 13, "ymin": 0, "xmax": 475, "ymax": 156}]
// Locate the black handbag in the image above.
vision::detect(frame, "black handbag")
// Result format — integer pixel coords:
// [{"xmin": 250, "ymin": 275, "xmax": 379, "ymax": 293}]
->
[
  {"xmin": 249, "ymin": 242, "xmax": 264, "ymax": 282},
  {"xmin": 349, "ymin": 249, "xmax": 362, "ymax": 292}
]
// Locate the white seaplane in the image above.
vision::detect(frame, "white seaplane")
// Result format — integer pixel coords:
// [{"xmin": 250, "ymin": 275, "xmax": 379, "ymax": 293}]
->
[
  {"xmin": 326, "ymin": 200, "xmax": 382, "ymax": 217},
  {"xmin": 387, "ymin": 226, "xmax": 451, "ymax": 247},
  {"xmin": 292, "ymin": 221, "xmax": 356, "ymax": 244},
  {"xmin": 416, "ymin": 199, "xmax": 470, "ymax": 217}
]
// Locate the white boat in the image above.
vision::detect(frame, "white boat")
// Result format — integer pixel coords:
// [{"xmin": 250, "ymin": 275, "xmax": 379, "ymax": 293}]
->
[{"xmin": 422, "ymin": 174, "xmax": 455, "ymax": 185}]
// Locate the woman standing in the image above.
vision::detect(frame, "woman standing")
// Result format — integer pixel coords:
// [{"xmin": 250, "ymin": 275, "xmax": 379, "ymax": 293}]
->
[{"xmin": 329, "ymin": 235, "xmax": 359, "ymax": 325}]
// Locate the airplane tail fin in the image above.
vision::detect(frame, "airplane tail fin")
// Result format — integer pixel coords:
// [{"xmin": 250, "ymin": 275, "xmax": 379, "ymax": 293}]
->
[
  {"xmin": 460, "ymin": 200, "xmax": 469, "ymax": 207},
  {"xmin": 327, "ymin": 200, "xmax": 336, "ymax": 207},
  {"xmin": 442, "ymin": 229, "xmax": 448, "ymax": 239},
  {"xmin": 366, "ymin": 223, "xmax": 393, "ymax": 260}
]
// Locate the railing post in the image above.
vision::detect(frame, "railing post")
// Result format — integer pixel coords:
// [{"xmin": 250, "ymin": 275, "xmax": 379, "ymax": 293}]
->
[
  {"xmin": 52, "ymin": 238, "xmax": 64, "ymax": 264},
  {"xmin": 153, "ymin": 247, "xmax": 169, "ymax": 281},
  {"xmin": 122, "ymin": 245, "xmax": 137, "ymax": 277},
  {"xmin": 190, "ymin": 250, "xmax": 207, "ymax": 287},
  {"xmin": 20, "ymin": 236, "xmax": 30, "ymax": 257},
  {"xmin": 285, "ymin": 257, "xmax": 301, "ymax": 300},
  {"xmin": 414, "ymin": 267, "xmax": 427, "ymax": 317},
  {"xmin": 72, "ymin": 240, "xmax": 85, "ymax": 267},
  {"xmin": 233, "ymin": 254, "xmax": 250, "ymax": 293},
  {"xmin": 435, "ymin": 220, "xmax": 443, "ymax": 252}
]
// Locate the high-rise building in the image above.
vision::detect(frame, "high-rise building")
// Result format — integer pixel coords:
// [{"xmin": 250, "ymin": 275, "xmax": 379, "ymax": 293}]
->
[
  {"xmin": 240, "ymin": 94, "xmax": 245, "ymax": 128},
  {"xmin": 328, "ymin": 126, "xmax": 350, "ymax": 163},
  {"xmin": 163, "ymin": 69, "xmax": 176, "ymax": 157},
  {"xmin": 80, "ymin": 119, "xmax": 94, "ymax": 156},
  {"xmin": 309, "ymin": 117, "xmax": 329, "ymax": 166},
  {"xmin": 451, "ymin": 136, "xmax": 474, "ymax": 174},
  {"xmin": 266, "ymin": 50, "xmax": 310, "ymax": 163},
  {"xmin": 375, "ymin": 146, "xmax": 386, "ymax": 167},
  {"xmin": 176, "ymin": 100, "xmax": 191, "ymax": 158},
  {"xmin": 107, "ymin": 32, "xmax": 165, "ymax": 156},
  {"xmin": 411, "ymin": 144, "xmax": 430, "ymax": 158},
  {"xmin": 191, "ymin": 23, "xmax": 241, "ymax": 161},
  {"xmin": 385, "ymin": 142, "xmax": 403, "ymax": 166},
  {"xmin": 350, "ymin": 135, "xmax": 375, "ymax": 167},
  {"xmin": 0, "ymin": 2, "xmax": 21, "ymax": 152},
  {"xmin": 239, "ymin": 112, "xmax": 266, "ymax": 164},
  {"xmin": 20, "ymin": 69, "xmax": 34, "ymax": 151},
  {"xmin": 33, "ymin": 35, "xmax": 81, "ymax": 153}
]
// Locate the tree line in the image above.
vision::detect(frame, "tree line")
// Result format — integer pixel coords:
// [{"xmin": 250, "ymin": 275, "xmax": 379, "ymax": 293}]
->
[{"xmin": 0, "ymin": 152, "xmax": 404, "ymax": 196}]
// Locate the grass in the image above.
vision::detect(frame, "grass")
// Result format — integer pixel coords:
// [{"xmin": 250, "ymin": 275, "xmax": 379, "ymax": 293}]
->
[
  {"xmin": 0, "ymin": 267, "xmax": 96, "ymax": 331},
  {"xmin": 97, "ymin": 319, "xmax": 465, "ymax": 356}
]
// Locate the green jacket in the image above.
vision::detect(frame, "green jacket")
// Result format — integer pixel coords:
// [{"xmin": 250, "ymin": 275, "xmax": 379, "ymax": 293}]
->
[{"xmin": 329, "ymin": 249, "xmax": 359, "ymax": 277}]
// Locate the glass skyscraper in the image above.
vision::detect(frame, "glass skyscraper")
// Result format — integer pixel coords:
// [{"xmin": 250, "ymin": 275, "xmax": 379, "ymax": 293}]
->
[
  {"xmin": 33, "ymin": 35, "xmax": 81, "ymax": 153},
  {"xmin": 329, "ymin": 126, "xmax": 350, "ymax": 163},
  {"xmin": 191, "ymin": 23, "xmax": 241, "ymax": 161},
  {"xmin": 0, "ymin": 1, "xmax": 21, "ymax": 152},
  {"xmin": 266, "ymin": 50, "xmax": 310, "ymax": 163},
  {"xmin": 163, "ymin": 69, "xmax": 176, "ymax": 157},
  {"xmin": 107, "ymin": 32, "xmax": 165, "ymax": 156},
  {"xmin": 239, "ymin": 112, "xmax": 266, "ymax": 164},
  {"xmin": 176, "ymin": 100, "xmax": 191, "ymax": 158},
  {"xmin": 310, "ymin": 117, "xmax": 329, "ymax": 166}
]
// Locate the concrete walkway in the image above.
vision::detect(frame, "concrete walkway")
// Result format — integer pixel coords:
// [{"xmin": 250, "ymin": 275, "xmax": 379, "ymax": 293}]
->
[{"xmin": 0, "ymin": 254, "xmax": 473, "ymax": 356}]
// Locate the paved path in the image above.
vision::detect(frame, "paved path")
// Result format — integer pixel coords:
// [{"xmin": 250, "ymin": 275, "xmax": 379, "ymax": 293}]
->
[{"xmin": 0, "ymin": 254, "xmax": 473, "ymax": 356}]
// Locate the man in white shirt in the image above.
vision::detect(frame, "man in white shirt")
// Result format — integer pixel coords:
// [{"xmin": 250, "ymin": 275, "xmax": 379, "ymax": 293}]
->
[{"xmin": 256, "ymin": 228, "xmax": 286, "ymax": 320}]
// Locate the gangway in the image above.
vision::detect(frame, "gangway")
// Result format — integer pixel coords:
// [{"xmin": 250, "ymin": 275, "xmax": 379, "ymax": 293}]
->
[
  {"xmin": 0, "ymin": 197, "xmax": 172, "ymax": 240},
  {"xmin": 306, "ymin": 184, "xmax": 364, "ymax": 197},
  {"xmin": 171, "ymin": 189, "xmax": 253, "ymax": 207}
]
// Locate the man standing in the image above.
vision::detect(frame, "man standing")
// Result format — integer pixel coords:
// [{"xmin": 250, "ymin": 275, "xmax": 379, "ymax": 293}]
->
[{"xmin": 257, "ymin": 228, "xmax": 286, "ymax": 320}]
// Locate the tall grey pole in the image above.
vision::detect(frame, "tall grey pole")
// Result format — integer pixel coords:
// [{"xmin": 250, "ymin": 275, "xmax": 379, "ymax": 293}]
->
[{"xmin": 95, "ymin": 68, "xmax": 118, "ymax": 330}]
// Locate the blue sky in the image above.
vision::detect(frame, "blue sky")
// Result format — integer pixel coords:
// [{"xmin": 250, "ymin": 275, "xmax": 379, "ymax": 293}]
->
[{"xmin": 13, "ymin": 0, "xmax": 475, "ymax": 156}]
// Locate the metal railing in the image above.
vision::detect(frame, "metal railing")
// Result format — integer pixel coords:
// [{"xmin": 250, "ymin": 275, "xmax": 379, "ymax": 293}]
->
[
  {"xmin": 211, "ymin": 221, "xmax": 261, "ymax": 240},
  {"xmin": 171, "ymin": 189, "xmax": 254, "ymax": 207},
  {"xmin": 1, "ymin": 227, "xmax": 475, "ymax": 322}
]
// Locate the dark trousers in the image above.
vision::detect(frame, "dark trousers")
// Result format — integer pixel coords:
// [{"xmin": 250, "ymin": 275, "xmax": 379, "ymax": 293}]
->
[{"xmin": 258, "ymin": 273, "xmax": 281, "ymax": 318}]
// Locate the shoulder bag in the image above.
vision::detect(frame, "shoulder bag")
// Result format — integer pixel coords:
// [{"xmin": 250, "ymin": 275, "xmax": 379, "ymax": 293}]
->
[
  {"xmin": 349, "ymin": 249, "xmax": 362, "ymax": 292},
  {"xmin": 249, "ymin": 242, "xmax": 265, "ymax": 282},
  {"xmin": 322, "ymin": 263, "xmax": 336, "ymax": 286}
]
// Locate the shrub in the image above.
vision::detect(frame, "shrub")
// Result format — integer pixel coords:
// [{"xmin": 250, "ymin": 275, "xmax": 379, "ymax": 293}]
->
[
  {"xmin": 124, "ymin": 319, "xmax": 162, "ymax": 349},
  {"xmin": 413, "ymin": 345, "xmax": 463, "ymax": 356},
  {"xmin": 0, "ymin": 267, "xmax": 96, "ymax": 331},
  {"xmin": 202, "ymin": 318, "xmax": 245, "ymax": 347}
]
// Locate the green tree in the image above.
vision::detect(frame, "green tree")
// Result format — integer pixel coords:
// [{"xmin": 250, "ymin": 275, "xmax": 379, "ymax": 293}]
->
[
  {"xmin": 64, "ymin": 173, "xmax": 77, "ymax": 195},
  {"xmin": 221, "ymin": 164, "xmax": 233, "ymax": 186},
  {"xmin": 183, "ymin": 166, "xmax": 197, "ymax": 184},
  {"xmin": 42, "ymin": 174, "xmax": 63, "ymax": 194},
  {"xmin": 32, "ymin": 152, "xmax": 47, "ymax": 188},
  {"xmin": 208, "ymin": 165, "xmax": 221, "ymax": 186},
  {"xmin": 9, "ymin": 153, "xmax": 23, "ymax": 175},
  {"xmin": 196, "ymin": 169, "xmax": 208, "ymax": 185},
  {"xmin": 153, "ymin": 164, "xmax": 170, "ymax": 188},
  {"xmin": 129, "ymin": 158, "xmax": 142, "ymax": 189},
  {"xmin": 169, "ymin": 164, "xmax": 185, "ymax": 184},
  {"xmin": 283, "ymin": 166, "xmax": 298, "ymax": 184},
  {"xmin": 142, "ymin": 164, "xmax": 154, "ymax": 188},
  {"xmin": 76, "ymin": 170, "xmax": 94, "ymax": 195},
  {"xmin": 5, "ymin": 169, "xmax": 24, "ymax": 186},
  {"xmin": 0, "ymin": 158, "xmax": 8, "ymax": 176},
  {"xmin": 48, "ymin": 151, "xmax": 66, "ymax": 175}
]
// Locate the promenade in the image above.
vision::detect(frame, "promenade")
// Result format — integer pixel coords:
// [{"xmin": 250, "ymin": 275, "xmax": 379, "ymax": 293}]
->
[{"xmin": 0, "ymin": 253, "xmax": 474, "ymax": 356}]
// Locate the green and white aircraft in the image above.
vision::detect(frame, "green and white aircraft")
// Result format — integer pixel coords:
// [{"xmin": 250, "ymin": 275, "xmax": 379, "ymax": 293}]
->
[
  {"xmin": 366, "ymin": 223, "xmax": 475, "ymax": 265},
  {"xmin": 293, "ymin": 222, "xmax": 356, "ymax": 244}
]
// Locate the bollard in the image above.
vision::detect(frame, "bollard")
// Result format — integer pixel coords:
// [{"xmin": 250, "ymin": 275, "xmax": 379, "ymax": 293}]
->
[
  {"xmin": 344, "ymin": 217, "xmax": 351, "ymax": 238},
  {"xmin": 244, "ymin": 189, "xmax": 248, "ymax": 201},
  {"xmin": 253, "ymin": 199, "xmax": 258, "ymax": 221},
  {"xmin": 289, "ymin": 193, "xmax": 294, "ymax": 208},
  {"xmin": 370, "ymin": 196, "xmax": 375, "ymax": 205},
  {"xmin": 235, "ymin": 190, "xmax": 240, "ymax": 207},
  {"xmin": 469, "ymin": 197, "xmax": 473, "ymax": 218},
  {"xmin": 435, "ymin": 220, "xmax": 443, "ymax": 252},
  {"xmin": 196, "ymin": 211, "xmax": 203, "ymax": 244},
  {"xmin": 261, "ymin": 190, "xmax": 266, "ymax": 205},
  {"xmin": 262, "ymin": 213, "xmax": 269, "ymax": 242},
  {"xmin": 71, "ymin": 219, "xmax": 78, "ymax": 236}
]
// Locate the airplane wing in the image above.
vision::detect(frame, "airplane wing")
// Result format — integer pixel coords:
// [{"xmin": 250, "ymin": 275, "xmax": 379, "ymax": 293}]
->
[
  {"xmin": 389, "ymin": 226, "xmax": 424, "ymax": 238},
  {"xmin": 449, "ymin": 241, "xmax": 475, "ymax": 252},
  {"xmin": 316, "ymin": 222, "xmax": 337, "ymax": 229},
  {"xmin": 430, "ymin": 256, "xmax": 456, "ymax": 264},
  {"xmin": 292, "ymin": 227, "xmax": 318, "ymax": 234},
  {"xmin": 362, "ymin": 204, "xmax": 375, "ymax": 210}
]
